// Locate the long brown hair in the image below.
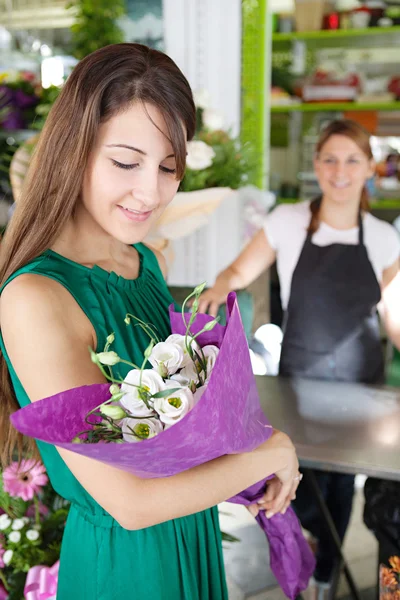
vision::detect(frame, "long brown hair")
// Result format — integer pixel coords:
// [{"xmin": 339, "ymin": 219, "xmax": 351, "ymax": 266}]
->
[
  {"xmin": 0, "ymin": 43, "xmax": 196, "ymax": 467},
  {"xmin": 308, "ymin": 119, "xmax": 373, "ymax": 234}
]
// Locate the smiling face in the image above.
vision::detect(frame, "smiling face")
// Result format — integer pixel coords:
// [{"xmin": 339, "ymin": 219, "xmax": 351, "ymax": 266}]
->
[
  {"xmin": 81, "ymin": 102, "xmax": 183, "ymax": 244},
  {"xmin": 314, "ymin": 134, "xmax": 375, "ymax": 208}
]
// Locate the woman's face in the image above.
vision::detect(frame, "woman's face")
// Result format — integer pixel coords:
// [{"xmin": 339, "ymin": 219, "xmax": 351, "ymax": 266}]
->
[
  {"xmin": 314, "ymin": 134, "xmax": 375, "ymax": 207},
  {"xmin": 81, "ymin": 102, "xmax": 183, "ymax": 244}
]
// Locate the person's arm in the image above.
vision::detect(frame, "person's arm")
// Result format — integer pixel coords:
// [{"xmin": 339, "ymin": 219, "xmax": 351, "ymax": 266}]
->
[
  {"xmin": 381, "ymin": 258, "xmax": 400, "ymax": 351},
  {"xmin": 1, "ymin": 274, "xmax": 299, "ymax": 531},
  {"xmin": 198, "ymin": 229, "xmax": 276, "ymax": 316}
]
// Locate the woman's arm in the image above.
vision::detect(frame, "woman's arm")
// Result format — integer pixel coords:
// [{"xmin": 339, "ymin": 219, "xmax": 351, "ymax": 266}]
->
[
  {"xmin": 198, "ymin": 229, "xmax": 276, "ymax": 316},
  {"xmin": 1, "ymin": 274, "xmax": 299, "ymax": 531},
  {"xmin": 381, "ymin": 258, "xmax": 400, "ymax": 351}
]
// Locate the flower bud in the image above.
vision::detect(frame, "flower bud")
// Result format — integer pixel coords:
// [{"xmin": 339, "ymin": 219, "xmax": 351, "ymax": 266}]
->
[
  {"xmin": 193, "ymin": 282, "xmax": 207, "ymax": 296},
  {"xmin": 100, "ymin": 404, "xmax": 126, "ymax": 420},
  {"xmin": 109, "ymin": 384, "xmax": 120, "ymax": 396},
  {"xmin": 144, "ymin": 342, "xmax": 154, "ymax": 359},
  {"xmin": 96, "ymin": 351, "xmax": 120, "ymax": 366},
  {"xmin": 106, "ymin": 333, "xmax": 115, "ymax": 345},
  {"xmin": 72, "ymin": 436, "xmax": 83, "ymax": 444},
  {"xmin": 124, "ymin": 316, "xmax": 131, "ymax": 325},
  {"xmin": 191, "ymin": 298, "xmax": 199, "ymax": 314},
  {"xmin": 203, "ymin": 319, "xmax": 218, "ymax": 331}
]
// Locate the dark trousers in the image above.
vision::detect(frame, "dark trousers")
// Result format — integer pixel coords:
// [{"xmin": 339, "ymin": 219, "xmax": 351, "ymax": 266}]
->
[{"xmin": 293, "ymin": 469, "xmax": 355, "ymax": 583}]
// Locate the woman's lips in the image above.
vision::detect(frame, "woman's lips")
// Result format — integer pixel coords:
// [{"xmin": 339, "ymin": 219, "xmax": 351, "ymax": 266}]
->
[{"xmin": 118, "ymin": 205, "xmax": 153, "ymax": 222}]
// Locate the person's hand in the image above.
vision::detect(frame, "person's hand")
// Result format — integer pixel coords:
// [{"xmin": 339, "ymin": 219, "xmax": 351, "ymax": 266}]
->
[
  {"xmin": 250, "ymin": 430, "xmax": 301, "ymax": 519},
  {"xmin": 194, "ymin": 279, "xmax": 231, "ymax": 317},
  {"xmin": 247, "ymin": 476, "xmax": 299, "ymax": 518}
]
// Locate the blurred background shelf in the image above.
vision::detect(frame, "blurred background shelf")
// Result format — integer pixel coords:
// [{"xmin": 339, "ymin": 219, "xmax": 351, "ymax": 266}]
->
[
  {"xmin": 273, "ymin": 26, "xmax": 400, "ymax": 44},
  {"xmin": 271, "ymin": 102, "xmax": 400, "ymax": 113}
]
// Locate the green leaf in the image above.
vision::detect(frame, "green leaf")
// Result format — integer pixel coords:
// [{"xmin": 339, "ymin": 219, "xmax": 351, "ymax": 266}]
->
[{"xmin": 151, "ymin": 388, "xmax": 181, "ymax": 399}]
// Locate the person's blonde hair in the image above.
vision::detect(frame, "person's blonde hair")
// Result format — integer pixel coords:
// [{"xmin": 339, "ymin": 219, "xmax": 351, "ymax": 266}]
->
[
  {"xmin": 0, "ymin": 43, "xmax": 196, "ymax": 467},
  {"xmin": 309, "ymin": 119, "xmax": 373, "ymax": 234}
]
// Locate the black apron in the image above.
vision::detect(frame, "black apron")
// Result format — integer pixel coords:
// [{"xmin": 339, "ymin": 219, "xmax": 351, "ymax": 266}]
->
[{"xmin": 279, "ymin": 198, "xmax": 384, "ymax": 582}]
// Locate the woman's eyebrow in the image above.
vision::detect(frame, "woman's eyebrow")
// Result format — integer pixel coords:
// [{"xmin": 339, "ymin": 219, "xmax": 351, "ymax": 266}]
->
[{"xmin": 106, "ymin": 143, "xmax": 175, "ymax": 159}]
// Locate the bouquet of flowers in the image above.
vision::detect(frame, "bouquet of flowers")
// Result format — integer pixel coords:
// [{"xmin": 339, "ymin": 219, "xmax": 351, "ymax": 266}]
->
[
  {"xmin": 0, "ymin": 460, "xmax": 68, "ymax": 600},
  {"xmin": 11, "ymin": 286, "xmax": 315, "ymax": 599},
  {"xmin": 72, "ymin": 286, "xmax": 220, "ymax": 445}
]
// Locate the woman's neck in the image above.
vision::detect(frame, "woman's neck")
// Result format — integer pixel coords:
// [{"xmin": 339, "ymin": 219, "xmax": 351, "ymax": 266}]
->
[
  {"xmin": 52, "ymin": 205, "xmax": 130, "ymax": 269},
  {"xmin": 318, "ymin": 197, "xmax": 360, "ymax": 231}
]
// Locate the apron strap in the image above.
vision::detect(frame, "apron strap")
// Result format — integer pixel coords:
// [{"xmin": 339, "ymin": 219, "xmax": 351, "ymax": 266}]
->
[{"xmin": 308, "ymin": 197, "xmax": 364, "ymax": 246}]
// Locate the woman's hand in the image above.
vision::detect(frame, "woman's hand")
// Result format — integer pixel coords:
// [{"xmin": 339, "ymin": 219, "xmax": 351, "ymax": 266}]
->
[
  {"xmin": 249, "ymin": 430, "xmax": 300, "ymax": 519},
  {"xmin": 247, "ymin": 476, "xmax": 299, "ymax": 518}
]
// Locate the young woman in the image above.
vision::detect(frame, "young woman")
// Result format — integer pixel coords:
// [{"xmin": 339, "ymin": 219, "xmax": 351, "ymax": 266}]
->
[
  {"xmin": 198, "ymin": 119, "xmax": 400, "ymax": 584},
  {"xmin": 0, "ymin": 44, "xmax": 300, "ymax": 600}
]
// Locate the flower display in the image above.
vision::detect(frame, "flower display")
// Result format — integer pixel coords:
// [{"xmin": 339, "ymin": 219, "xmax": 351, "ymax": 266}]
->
[
  {"xmin": 3, "ymin": 459, "xmax": 48, "ymax": 502},
  {"xmin": 0, "ymin": 461, "xmax": 68, "ymax": 599},
  {"xmin": 179, "ymin": 90, "xmax": 256, "ymax": 192}
]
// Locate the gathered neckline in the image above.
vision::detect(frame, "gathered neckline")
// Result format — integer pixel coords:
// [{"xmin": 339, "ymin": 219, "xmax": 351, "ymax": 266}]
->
[{"xmin": 44, "ymin": 245, "xmax": 146, "ymax": 291}]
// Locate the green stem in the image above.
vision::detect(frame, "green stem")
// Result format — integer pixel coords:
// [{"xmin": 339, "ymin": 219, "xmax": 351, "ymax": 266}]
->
[
  {"xmin": 0, "ymin": 570, "xmax": 9, "ymax": 591},
  {"xmin": 125, "ymin": 314, "xmax": 160, "ymax": 343},
  {"xmin": 33, "ymin": 494, "xmax": 40, "ymax": 527}
]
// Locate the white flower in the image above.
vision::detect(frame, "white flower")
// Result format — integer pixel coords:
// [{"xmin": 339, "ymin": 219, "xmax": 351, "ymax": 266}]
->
[
  {"xmin": 22, "ymin": 517, "xmax": 30, "ymax": 525},
  {"xmin": 0, "ymin": 514, "xmax": 11, "ymax": 531},
  {"xmin": 186, "ymin": 140, "xmax": 215, "ymax": 171},
  {"xmin": 3, "ymin": 549, "xmax": 13, "ymax": 565},
  {"xmin": 193, "ymin": 89, "xmax": 211, "ymax": 109},
  {"xmin": 148, "ymin": 342, "xmax": 184, "ymax": 377},
  {"xmin": 170, "ymin": 373, "xmax": 189, "ymax": 386},
  {"xmin": 173, "ymin": 361, "xmax": 200, "ymax": 387},
  {"xmin": 8, "ymin": 531, "xmax": 21, "ymax": 543},
  {"xmin": 120, "ymin": 369, "xmax": 164, "ymax": 417},
  {"xmin": 194, "ymin": 385, "xmax": 207, "ymax": 405},
  {"xmin": 202, "ymin": 345, "xmax": 220, "ymax": 378},
  {"xmin": 164, "ymin": 334, "xmax": 200, "ymax": 368},
  {"xmin": 121, "ymin": 417, "xmax": 164, "ymax": 443},
  {"xmin": 153, "ymin": 387, "xmax": 194, "ymax": 427},
  {"xmin": 11, "ymin": 518, "xmax": 25, "ymax": 531},
  {"xmin": 26, "ymin": 529, "xmax": 40, "ymax": 541},
  {"xmin": 203, "ymin": 108, "xmax": 224, "ymax": 131}
]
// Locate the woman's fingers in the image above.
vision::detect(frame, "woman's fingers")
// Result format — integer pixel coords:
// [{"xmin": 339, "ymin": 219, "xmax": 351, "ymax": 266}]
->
[{"xmin": 247, "ymin": 503, "xmax": 259, "ymax": 517}]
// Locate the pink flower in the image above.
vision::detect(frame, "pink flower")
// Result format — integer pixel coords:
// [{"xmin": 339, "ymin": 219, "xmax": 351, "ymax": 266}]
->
[
  {"xmin": 3, "ymin": 460, "xmax": 48, "ymax": 501},
  {"xmin": 0, "ymin": 543, "xmax": 5, "ymax": 569},
  {"xmin": 0, "ymin": 582, "xmax": 7, "ymax": 600},
  {"xmin": 26, "ymin": 501, "xmax": 49, "ymax": 518}
]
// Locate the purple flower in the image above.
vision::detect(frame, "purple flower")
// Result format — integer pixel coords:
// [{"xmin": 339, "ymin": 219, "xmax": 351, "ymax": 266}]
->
[
  {"xmin": 14, "ymin": 89, "xmax": 38, "ymax": 110},
  {"xmin": 0, "ymin": 85, "xmax": 13, "ymax": 108},
  {"xmin": 1, "ymin": 109, "xmax": 25, "ymax": 130}
]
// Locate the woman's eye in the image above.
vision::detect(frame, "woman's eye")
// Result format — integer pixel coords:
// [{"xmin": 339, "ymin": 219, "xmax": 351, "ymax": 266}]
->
[
  {"xmin": 160, "ymin": 166, "xmax": 177, "ymax": 174},
  {"xmin": 111, "ymin": 159, "xmax": 137, "ymax": 171}
]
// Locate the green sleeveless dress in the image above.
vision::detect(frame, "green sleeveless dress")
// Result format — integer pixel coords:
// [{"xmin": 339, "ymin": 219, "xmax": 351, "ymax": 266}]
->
[{"xmin": 0, "ymin": 244, "xmax": 228, "ymax": 600}]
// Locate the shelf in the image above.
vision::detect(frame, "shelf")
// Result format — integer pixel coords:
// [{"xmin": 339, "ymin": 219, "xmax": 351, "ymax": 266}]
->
[
  {"xmin": 271, "ymin": 101, "xmax": 400, "ymax": 113},
  {"xmin": 277, "ymin": 198, "xmax": 400, "ymax": 209},
  {"xmin": 272, "ymin": 26, "xmax": 400, "ymax": 43}
]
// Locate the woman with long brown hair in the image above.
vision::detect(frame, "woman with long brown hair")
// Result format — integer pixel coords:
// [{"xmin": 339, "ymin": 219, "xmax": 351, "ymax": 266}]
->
[
  {"xmin": 0, "ymin": 44, "xmax": 300, "ymax": 599},
  {"xmin": 198, "ymin": 119, "xmax": 400, "ymax": 588}
]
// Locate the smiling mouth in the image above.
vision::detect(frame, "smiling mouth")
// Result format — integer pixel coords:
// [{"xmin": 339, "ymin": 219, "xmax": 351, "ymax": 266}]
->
[
  {"xmin": 330, "ymin": 181, "xmax": 351, "ymax": 189},
  {"xmin": 118, "ymin": 205, "xmax": 153, "ymax": 222}
]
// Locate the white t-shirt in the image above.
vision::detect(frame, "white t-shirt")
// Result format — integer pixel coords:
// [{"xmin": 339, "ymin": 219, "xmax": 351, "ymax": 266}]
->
[{"xmin": 263, "ymin": 201, "xmax": 400, "ymax": 310}]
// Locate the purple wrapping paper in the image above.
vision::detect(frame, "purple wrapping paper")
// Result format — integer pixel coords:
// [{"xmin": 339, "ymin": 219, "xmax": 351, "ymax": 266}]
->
[{"xmin": 11, "ymin": 292, "xmax": 314, "ymax": 598}]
